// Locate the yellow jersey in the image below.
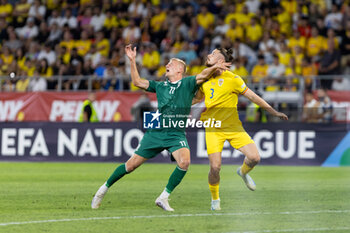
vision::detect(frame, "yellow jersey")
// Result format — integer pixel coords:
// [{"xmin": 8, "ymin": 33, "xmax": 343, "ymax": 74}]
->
[{"xmin": 200, "ymin": 71, "xmax": 247, "ymax": 131}]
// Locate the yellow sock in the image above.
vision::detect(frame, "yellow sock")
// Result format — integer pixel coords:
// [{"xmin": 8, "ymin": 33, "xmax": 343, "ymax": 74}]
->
[
  {"xmin": 241, "ymin": 162, "xmax": 254, "ymax": 175},
  {"xmin": 209, "ymin": 183, "xmax": 220, "ymax": 200}
]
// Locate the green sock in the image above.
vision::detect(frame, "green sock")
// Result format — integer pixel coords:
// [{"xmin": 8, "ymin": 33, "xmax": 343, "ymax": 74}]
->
[
  {"xmin": 106, "ymin": 164, "xmax": 128, "ymax": 188},
  {"xmin": 165, "ymin": 166, "xmax": 187, "ymax": 193}
]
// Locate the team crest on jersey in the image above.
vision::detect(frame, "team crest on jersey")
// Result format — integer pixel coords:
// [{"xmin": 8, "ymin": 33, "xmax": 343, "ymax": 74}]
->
[
  {"xmin": 164, "ymin": 81, "xmax": 168, "ymax": 86},
  {"xmin": 218, "ymin": 79, "xmax": 224, "ymax": 86}
]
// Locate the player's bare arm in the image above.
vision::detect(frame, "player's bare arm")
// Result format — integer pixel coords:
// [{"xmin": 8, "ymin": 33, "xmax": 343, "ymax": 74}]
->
[
  {"xmin": 243, "ymin": 88, "xmax": 289, "ymax": 121},
  {"xmin": 125, "ymin": 44, "xmax": 150, "ymax": 90},
  {"xmin": 195, "ymin": 62, "xmax": 231, "ymax": 84},
  {"xmin": 192, "ymin": 89, "xmax": 204, "ymax": 105}
]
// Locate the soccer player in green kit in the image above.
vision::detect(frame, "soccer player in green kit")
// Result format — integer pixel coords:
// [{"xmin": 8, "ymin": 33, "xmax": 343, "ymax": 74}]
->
[{"xmin": 91, "ymin": 44, "xmax": 230, "ymax": 211}]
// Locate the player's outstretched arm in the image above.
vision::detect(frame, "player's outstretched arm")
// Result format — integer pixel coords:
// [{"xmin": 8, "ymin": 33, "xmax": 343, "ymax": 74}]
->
[
  {"xmin": 243, "ymin": 88, "xmax": 288, "ymax": 120},
  {"xmin": 192, "ymin": 89, "xmax": 204, "ymax": 105},
  {"xmin": 195, "ymin": 62, "xmax": 231, "ymax": 84},
  {"xmin": 125, "ymin": 44, "xmax": 149, "ymax": 90}
]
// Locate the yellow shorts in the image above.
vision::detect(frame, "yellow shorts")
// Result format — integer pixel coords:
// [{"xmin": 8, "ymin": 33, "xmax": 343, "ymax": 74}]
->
[{"xmin": 205, "ymin": 130, "xmax": 254, "ymax": 154}]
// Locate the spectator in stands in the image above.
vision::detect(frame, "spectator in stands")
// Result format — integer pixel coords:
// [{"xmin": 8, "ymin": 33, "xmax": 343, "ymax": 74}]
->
[
  {"xmin": 142, "ymin": 43, "xmax": 160, "ymax": 75},
  {"xmin": 319, "ymin": 39, "xmax": 341, "ymax": 89},
  {"xmin": 15, "ymin": 17, "xmax": 38, "ymax": 40},
  {"xmin": 0, "ymin": 0, "xmax": 13, "ymax": 23},
  {"xmin": 122, "ymin": 19, "xmax": 141, "ymax": 44},
  {"xmin": 340, "ymin": 20, "xmax": 350, "ymax": 71},
  {"xmin": 301, "ymin": 57, "xmax": 317, "ymax": 91},
  {"xmin": 258, "ymin": 32, "xmax": 275, "ymax": 64},
  {"xmin": 277, "ymin": 42, "xmax": 291, "ymax": 67},
  {"xmin": 61, "ymin": 8, "xmax": 78, "ymax": 29},
  {"xmin": 12, "ymin": 0, "xmax": 30, "ymax": 28},
  {"xmin": 196, "ymin": 5, "xmax": 214, "ymax": 30},
  {"xmin": 4, "ymin": 31, "xmax": 22, "ymax": 52},
  {"xmin": 267, "ymin": 54, "xmax": 285, "ymax": 79},
  {"xmin": 47, "ymin": 22, "xmax": 62, "ymax": 44},
  {"xmin": 332, "ymin": 77, "xmax": 350, "ymax": 91},
  {"xmin": 28, "ymin": 71, "xmax": 47, "ymax": 91},
  {"xmin": 90, "ymin": 7, "xmax": 105, "ymax": 32},
  {"xmin": 60, "ymin": 31, "xmax": 74, "ymax": 53},
  {"xmin": 288, "ymin": 30, "xmax": 306, "ymax": 56},
  {"xmin": 251, "ymin": 54, "xmax": 268, "ymax": 83},
  {"xmin": 226, "ymin": 19, "xmax": 244, "ymax": 44},
  {"xmin": 48, "ymin": 9, "xmax": 60, "ymax": 27},
  {"xmin": 75, "ymin": 30, "xmax": 91, "ymax": 56},
  {"xmin": 246, "ymin": 17, "xmax": 262, "ymax": 49},
  {"xmin": 15, "ymin": 72, "xmax": 30, "ymax": 92},
  {"xmin": 28, "ymin": 0, "xmax": 46, "ymax": 23},
  {"xmin": 176, "ymin": 41, "xmax": 197, "ymax": 64},
  {"xmin": 306, "ymin": 27, "xmax": 324, "ymax": 58},
  {"xmin": 303, "ymin": 92, "xmax": 319, "ymax": 123},
  {"xmin": 128, "ymin": 0, "xmax": 144, "ymax": 19},
  {"xmin": 38, "ymin": 43, "xmax": 56, "ymax": 66},
  {"xmin": 0, "ymin": 46, "xmax": 13, "ymax": 67},
  {"xmin": 231, "ymin": 58, "xmax": 248, "ymax": 81},
  {"xmin": 78, "ymin": 7, "xmax": 93, "ymax": 31},
  {"xmin": 233, "ymin": 39, "xmax": 257, "ymax": 72},
  {"xmin": 324, "ymin": 4, "xmax": 343, "ymax": 31},
  {"xmin": 316, "ymin": 89, "xmax": 333, "ymax": 123}
]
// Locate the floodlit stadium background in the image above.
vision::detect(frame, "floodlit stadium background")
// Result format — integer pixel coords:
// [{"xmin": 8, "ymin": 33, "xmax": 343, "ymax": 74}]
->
[{"xmin": 0, "ymin": 0, "xmax": 350, "ymax": 232}]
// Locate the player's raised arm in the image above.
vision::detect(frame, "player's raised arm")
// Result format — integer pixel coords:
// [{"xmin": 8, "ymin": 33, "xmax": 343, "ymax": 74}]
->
[
  {"xmin": 192, "ymin": 89, "xmax": 204, "ymax": 105},
  {"xmin": 243, "ymin": 88, "xmax": 289, "ymax": 121},
  {"xmin": 125, "ymin": 44, "xmax": 149, "ymax": 90},
  {"xmin": 195, "ymin": 62, "xmax": 231, "ymax": 84}
]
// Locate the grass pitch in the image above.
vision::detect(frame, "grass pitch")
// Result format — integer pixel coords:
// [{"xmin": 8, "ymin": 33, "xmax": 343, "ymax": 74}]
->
[{"xmin": 0, "ymin": 162, "xmax": 349, "ymax": 233}]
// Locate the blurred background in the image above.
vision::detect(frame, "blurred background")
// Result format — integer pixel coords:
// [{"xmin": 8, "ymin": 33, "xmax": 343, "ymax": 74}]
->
[{"xmin": 0, "ymin": 0, "xmax": 350, "ymax": 124}]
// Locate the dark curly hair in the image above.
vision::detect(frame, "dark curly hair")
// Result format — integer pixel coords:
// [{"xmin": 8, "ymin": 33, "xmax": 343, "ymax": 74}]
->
[{"xmin": 217, "ymin": 48, "xmax": 234, "ymax": 63}]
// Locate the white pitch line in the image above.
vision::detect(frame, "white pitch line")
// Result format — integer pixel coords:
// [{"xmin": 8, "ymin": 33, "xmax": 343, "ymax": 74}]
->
[
  {"xmin": 0, "ymin": 209, "xmax": 349, "ymax": 227},
  {"xmin": 228, "ymin": 226, "xmax": 350, "ymax": 233}
]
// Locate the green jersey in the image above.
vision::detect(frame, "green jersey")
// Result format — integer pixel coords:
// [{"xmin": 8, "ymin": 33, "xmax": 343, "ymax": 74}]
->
[
  {"xmin": 135, "ymin": 75, "xmax": 198, "ymax": 159},
  {"xmin": 146, "ymin": 75, "xmax": 198, "ymax": 132}
]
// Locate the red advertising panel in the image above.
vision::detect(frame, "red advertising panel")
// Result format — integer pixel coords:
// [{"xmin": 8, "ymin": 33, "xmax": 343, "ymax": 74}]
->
[
  {"xmin": 0, "ymin": 92, "xmax": 157, "ymax": 122},
  {"xmin": 327, "ymin": 91, "xmax": 350, "ymax": 122}
]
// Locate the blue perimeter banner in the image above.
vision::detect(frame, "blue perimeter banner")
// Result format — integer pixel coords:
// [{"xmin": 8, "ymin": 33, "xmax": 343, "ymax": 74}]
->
[{"xmin": 0, "ymin": 122, "xmax": 349, "ymax": 166}]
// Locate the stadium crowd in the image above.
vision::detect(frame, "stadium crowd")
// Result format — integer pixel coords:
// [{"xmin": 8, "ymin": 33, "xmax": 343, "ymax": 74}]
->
[{"xmin": 0, "ymin": 0, "xmax": 350, "ymax": 92}]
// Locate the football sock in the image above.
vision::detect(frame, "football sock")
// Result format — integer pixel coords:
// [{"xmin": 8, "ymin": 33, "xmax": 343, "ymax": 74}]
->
[
  {"xmin": 165, "ymin": 166, "xmax": 187, "ymax": 194},
  {"xmin": 106, "ymin": 163, "xmax": 128, "ymax": 188},
  {"xmin": 159, "ymin": 188, "xmax": 170, "ymax": 199},
  {"xmin": 241, "ymin": 161, "xmax": 253, "ymax": 175},
  {"xmin": 209, "ymin": 183, "xmax": 220, "ymax": 200}
]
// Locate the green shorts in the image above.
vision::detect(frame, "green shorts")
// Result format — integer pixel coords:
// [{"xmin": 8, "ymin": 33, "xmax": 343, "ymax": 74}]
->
[{"xmin": 134, "ymin": 130, "xmax": 189, "ymax": 159}]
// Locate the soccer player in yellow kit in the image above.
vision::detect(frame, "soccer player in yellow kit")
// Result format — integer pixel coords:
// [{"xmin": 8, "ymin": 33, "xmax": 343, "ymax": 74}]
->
[{"xmin": 193, "ymin": 48, "xmax": 288, "ymax": 210}]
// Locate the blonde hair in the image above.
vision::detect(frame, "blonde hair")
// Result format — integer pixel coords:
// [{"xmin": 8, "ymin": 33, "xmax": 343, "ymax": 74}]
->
[{"xmin": 170, "ymin": 58, "xmax": 187, "ymax": 74}]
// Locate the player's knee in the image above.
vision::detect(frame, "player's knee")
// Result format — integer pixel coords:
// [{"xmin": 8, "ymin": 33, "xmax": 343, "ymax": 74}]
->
[
  {"xmin": 250, "ymin": 154, "xmax": 260, "ymax": 165},
  {"xmin": 125, "ymin": 161, "xmax": 140, "ymax": 173},
  {"xmin": 210, "ymin": 163, "xmax": 221, "ymax": 174},
  {"xmin": 178, "ymin": 158, "xmax": 190, "ymax": 170}
]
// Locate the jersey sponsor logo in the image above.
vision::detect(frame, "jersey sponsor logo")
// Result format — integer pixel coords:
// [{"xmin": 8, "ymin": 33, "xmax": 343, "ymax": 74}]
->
[
  {"xmin": 218, "ymin": 79, "xmax": 224, "ymax": 87},
  {"xmin": 143, "ymin": 110, "xmax": 161, "ymax": 129}
]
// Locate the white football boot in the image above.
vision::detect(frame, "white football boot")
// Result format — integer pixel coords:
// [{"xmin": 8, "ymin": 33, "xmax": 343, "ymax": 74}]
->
[
  {"xmin": 91, "ymin": 182, "xmax": 109, "ymax": 209},
  {"xmin": 237, "ymin": 167, "xmax": 256, "ymax": 191},
  {"xmin": 211, "ymin": 199, "xmax": 221, "ymax": 211},
  {"xmin": 155, "ymin": 197, "xmax": 174, "ymax": 211}
]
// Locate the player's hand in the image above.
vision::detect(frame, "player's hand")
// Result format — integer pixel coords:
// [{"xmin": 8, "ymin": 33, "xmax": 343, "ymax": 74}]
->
[
  {"xmin": 214, "ymin": 62, "xmax": 231, "ymax": 71},
  {"xmin": 125, "ymin": 44, "xmax": 137, "ymax": 61},
  {"xmin": 275, "ymin": 112, "xmax": 288, "ymax": 121}
]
